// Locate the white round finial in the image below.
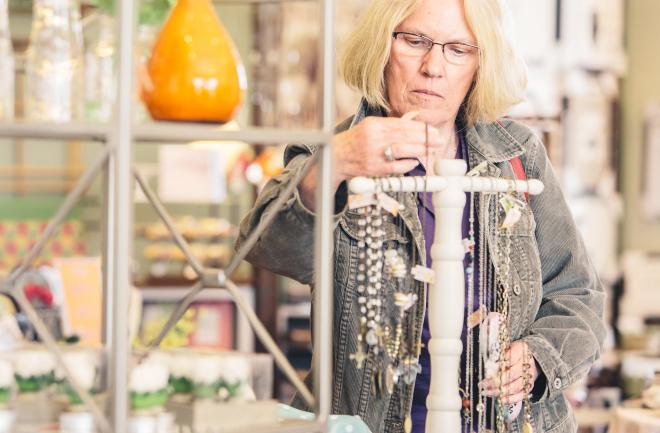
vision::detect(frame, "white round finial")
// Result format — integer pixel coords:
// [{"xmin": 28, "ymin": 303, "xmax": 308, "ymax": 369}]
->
[
  {"xmin": 435, "ymin": 159, "xmax": 467, "ymax": 176},
  {"xmin": 527, "ymin": 179, "xmax": 545, "ymax": 195}
]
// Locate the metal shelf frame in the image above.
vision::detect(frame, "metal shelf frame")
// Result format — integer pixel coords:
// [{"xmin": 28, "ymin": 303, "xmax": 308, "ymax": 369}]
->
[
  {"xmin": 0, "ymin": 0, "xmax": 336, "ymax": 431},
  {"xmin": 0, "ymin": 121, "xmax": 332, "ymax": 146}
]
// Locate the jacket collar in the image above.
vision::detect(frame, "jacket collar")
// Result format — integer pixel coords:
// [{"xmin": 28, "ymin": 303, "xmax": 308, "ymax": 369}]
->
[{"xmin": 352, "ymin": 98, "xmax": 525, "ymax": 165}]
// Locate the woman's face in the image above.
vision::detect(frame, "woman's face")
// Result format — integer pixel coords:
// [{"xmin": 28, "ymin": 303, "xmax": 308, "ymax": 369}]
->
[{"xmin": 385, "ymin": 0, "xmax": 479, "ymax": 127}]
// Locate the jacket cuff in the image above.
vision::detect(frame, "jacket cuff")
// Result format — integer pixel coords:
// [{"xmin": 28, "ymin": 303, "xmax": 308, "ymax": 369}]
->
[
  {"xmin": 291, "ymin": 180, "xmax": 349, "ymax": 221},
  {"xmin": 523, "ymin": 334, "xmax": 570, "ymax": 402}
]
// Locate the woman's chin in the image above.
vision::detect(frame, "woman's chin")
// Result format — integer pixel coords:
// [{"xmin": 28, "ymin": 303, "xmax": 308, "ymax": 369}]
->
[{"xmin": 414, "ymin": 109, "xmax": 452, "ymax": 126}]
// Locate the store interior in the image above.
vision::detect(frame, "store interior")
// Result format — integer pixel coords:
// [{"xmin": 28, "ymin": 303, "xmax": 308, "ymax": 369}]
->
[{"xmin": 0, "ymin": 0, "xmax": 659, "ymax": 432}]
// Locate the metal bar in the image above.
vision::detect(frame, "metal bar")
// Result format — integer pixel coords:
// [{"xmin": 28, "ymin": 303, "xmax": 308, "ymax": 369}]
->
[
  {"xmin": 146, "ymin": 280, "xmax": 203, "ymax": 350},
  {"xmin": 108, "ymin": 0, "xmax": 136, "ymax": 428},
  {"xmin": 101, "ymin": 154, "xmax": 115, "ymax": 349},
  {"xmin": 348, "ymin": 175, "xmax": 544, "ymax": 195},
  {"xmin": 313, "ymin": 0, "xmax": 335, "ymax": 422},
  {"xmin": 7, "ymin": 147, "xmax": 112, "ymax": 284},
  {"xmin": 0, "ymin": 121, "xmax": 108, "ymax": 141},
  {"xmin": 9, "ymin": 286, "xmax": 112, "ymax": 433},
  {"xmin": 133, "ymin": 169, "xmax": 205, "ymax": 275},
  {"xmin": 134, "ymin": 123, "xmax": 331, "ymax": 145},
  {"xmin": 223, "ymin": 278, "xmax": 315, "ymax": 408},
  {"xmin": 0, "ymin": 165, "xmax": 84, "ymax": 176}
]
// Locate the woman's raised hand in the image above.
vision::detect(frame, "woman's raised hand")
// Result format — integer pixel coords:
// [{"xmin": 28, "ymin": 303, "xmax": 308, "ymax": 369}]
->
[{"xmin": 331, "ymin": 112, "xmax": 450, "ymax": 182}]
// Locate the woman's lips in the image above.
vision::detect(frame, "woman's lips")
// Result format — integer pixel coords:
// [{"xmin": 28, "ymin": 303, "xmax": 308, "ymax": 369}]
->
[{"xmin": 412, "ymin": 89, "xmax": 443, "ymax": 98}]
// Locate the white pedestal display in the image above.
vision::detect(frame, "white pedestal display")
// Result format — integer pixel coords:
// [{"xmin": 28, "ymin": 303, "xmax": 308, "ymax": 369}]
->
[{"xmin": 349, "ymin": 159, "xmax": 544, "ymax": 433}]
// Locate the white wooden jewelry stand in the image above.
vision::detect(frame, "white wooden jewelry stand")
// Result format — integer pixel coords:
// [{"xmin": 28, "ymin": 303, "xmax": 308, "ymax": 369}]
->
[{"xmin": 349, "ymin": 159, "xmax": 544, "ymax": 433}]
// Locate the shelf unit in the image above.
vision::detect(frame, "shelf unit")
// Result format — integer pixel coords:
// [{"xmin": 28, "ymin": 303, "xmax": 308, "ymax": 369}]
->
[{"xmin": 0, "ymin": 0, "xmax": 337, "ymax": 431}]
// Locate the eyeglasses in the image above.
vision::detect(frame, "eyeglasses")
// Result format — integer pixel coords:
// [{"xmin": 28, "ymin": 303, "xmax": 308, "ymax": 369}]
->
[{"xmin": 392, "ymin": 32, "xmax": 479, "ymax": 66}]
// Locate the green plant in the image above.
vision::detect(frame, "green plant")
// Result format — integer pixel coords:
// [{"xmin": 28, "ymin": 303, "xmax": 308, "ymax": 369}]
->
[{"xmin": 90, "ymin": 0, "xmax": 176, "ymax": 26}]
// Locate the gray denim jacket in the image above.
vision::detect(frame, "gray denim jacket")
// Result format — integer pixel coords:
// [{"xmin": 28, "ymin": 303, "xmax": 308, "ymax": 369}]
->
[{"xmin": 237, "ymin": 101, "xmax": 606, "ymax": 433}]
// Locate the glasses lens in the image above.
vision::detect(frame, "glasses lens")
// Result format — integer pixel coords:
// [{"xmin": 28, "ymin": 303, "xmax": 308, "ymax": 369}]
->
[
  {"xmin": 397, "ymin": 33, "xmax": 432, "ymax": 54},
  {"xmin": 443, "ymin": 43, "xmax": 477, "ymax": 65}
]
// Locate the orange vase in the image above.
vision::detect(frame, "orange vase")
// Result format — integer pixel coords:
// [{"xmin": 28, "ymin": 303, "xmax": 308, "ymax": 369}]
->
[{"xmin": 143, "ymin": 0, "xmax": 245, "ymax": 123}]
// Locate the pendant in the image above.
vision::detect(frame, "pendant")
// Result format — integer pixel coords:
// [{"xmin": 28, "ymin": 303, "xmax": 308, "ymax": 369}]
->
[
  {"xmin": 399, "ymin": 357, "xmax": 422, "ymax": 385},
  {"xmin": 384, "ymin": 249, "xmax": 407, "ymax": 278},
  {"xmin": 522, "ymin": 421, "xmax": 534, "ymax": 433},
  {"xmin": 393, "ymin": 292, "xmax": 418, "ymax": 315},
  {"xmin": 385, "ymin": 365, "xmax": 395, "ymax": 395},
  {"xmin": 372, "ymin": 369, "xmax": 384, "ymax": 398},
  {"xmin": 366, "ymin": 329, "xmax": 378, "ymax": 346},
  {"xmin": 411, "ymin": 265, "xmax": 434, "ymax": 283},
  {"xmin": 504, "ymin": 402, "xmax": 522, "ymax": 422},
  {"xmin": 350, "ymin": 347, "xmax": 367, "ymax": 370}
]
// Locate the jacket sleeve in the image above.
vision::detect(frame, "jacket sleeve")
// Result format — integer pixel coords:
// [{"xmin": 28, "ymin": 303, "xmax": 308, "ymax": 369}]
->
[
  {"xmin": 235, "ymin": 143, "xmax": 349, "ymax": 286},
  {"xmin": 521, "ymin": 134, "xmax": 607, "ymax": 402}
]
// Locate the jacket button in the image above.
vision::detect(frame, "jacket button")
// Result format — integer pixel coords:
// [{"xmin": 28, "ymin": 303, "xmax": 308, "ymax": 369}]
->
[
  {"xmin": 553, "ymin": 378, "xmax": 562, "ymax": 389},
  {"xmin": 513, "ymin": 284, "xmax": 521, "ymax": 295}
]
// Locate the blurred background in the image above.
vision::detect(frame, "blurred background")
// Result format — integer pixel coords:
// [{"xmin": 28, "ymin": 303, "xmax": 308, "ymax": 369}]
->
[{"xmin": 0, "ymin": 0, "xmax": 659, "ymax": 432}]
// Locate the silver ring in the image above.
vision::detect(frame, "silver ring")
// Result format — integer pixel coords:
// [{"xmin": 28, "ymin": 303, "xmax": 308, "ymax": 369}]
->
[{"xmin": 384, "ymin": 145, "xmax": 395, "ymax": 162}]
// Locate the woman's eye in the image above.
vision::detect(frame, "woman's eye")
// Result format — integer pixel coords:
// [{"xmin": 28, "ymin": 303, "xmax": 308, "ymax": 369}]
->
[
  {"xmin": 449, "ymin": 46, "xmax": 467, "ymax": 55},
  {"xmin": 405, "ymin": 37, "xmax": 427, "ymax": 47}
]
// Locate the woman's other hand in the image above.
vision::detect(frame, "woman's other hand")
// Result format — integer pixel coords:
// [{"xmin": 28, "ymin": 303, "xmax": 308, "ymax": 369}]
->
[{"xmin": 478, "ymin": 340, "xmax": 540, "ymax": 405}]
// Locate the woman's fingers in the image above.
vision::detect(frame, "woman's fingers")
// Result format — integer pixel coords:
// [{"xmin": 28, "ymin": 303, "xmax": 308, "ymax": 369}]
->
[
  {"xmin": 502, "ymin": 390, "xmax": 527, "ymax": 405},
  {"xmin": 480, "ymin": 371, "xmax": 533, "ymax": 400},
  {"xmin": 388, "ymin": 143, "xmax": 428, "ymax": 160},
  {"xmin": 386, "ymin": 159, "xmax": 420, "ymax": 176},
  {"xmin": 386, "ymin": 118, "xmax": 444, "ymax": 147}
]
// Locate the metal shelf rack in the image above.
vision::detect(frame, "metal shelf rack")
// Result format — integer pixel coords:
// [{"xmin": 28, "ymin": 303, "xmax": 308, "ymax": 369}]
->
[{"xmin": 0, "ymin": 0, "xmax": 336, "ymax": 431}]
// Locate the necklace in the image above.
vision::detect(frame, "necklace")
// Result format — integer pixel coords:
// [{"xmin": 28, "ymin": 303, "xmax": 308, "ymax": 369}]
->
[{"xmin": 463, "ymin": 186, "xmax": 477, "ymax": 432}]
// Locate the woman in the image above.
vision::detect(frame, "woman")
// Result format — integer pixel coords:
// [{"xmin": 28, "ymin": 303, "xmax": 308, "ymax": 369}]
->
[{"xmin": 237, "ymin": 0, "xmax": 605, "ymax": 432}]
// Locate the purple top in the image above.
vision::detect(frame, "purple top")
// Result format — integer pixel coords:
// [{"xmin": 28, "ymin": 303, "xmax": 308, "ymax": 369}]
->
[{"xmin": 409, "ymin": 132, "xmax": 482, "ymax": 432}]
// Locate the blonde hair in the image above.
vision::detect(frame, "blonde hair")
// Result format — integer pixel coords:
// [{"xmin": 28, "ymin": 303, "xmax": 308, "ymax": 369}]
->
[{"xmin": 339, "ymin": 0, "xmax": 528, "ymax": 127}]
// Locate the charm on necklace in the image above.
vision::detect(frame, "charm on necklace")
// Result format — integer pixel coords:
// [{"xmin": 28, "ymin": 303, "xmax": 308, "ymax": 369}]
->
[
  {"xmin": 398, "ymin": 357, "xmax": 422, "ymax": 385},
  {"xmin": 393, "ymin": 292, "xmax": 418, "ymax": 316},
  {"xmin": 385, "ymin": 365, "xmax": 395, "ymax": 395},
  {"xmin": 384, "ymin": 249, "xmax": 407, "ymax": 278},
  {"xmin": 350, "ymin": 347, "xmax": 367, "ymax": 369},
  {"xmin": 411, "ymin": 265, "xmax": 434, "ymax": 284},
  {"xmin": 499, "ymin": 194, "xmax": 525, "ymax": 229},
  {"xmin": 462, "ymin": 237, "xmax": 476, "ymax": 254},
  {"xmin": 365, "ymin": 329, "xmax": 379, "ymax": 346},
  {"xmin": 505, "ymin": 401, "xmax": 523, "ymax": 422}
]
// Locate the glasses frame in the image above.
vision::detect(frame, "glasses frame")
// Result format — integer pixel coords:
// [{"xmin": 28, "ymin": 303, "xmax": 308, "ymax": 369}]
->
[{"xmin": 391, "ymin": 31, "xmax": 480, "ymax": 64}]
